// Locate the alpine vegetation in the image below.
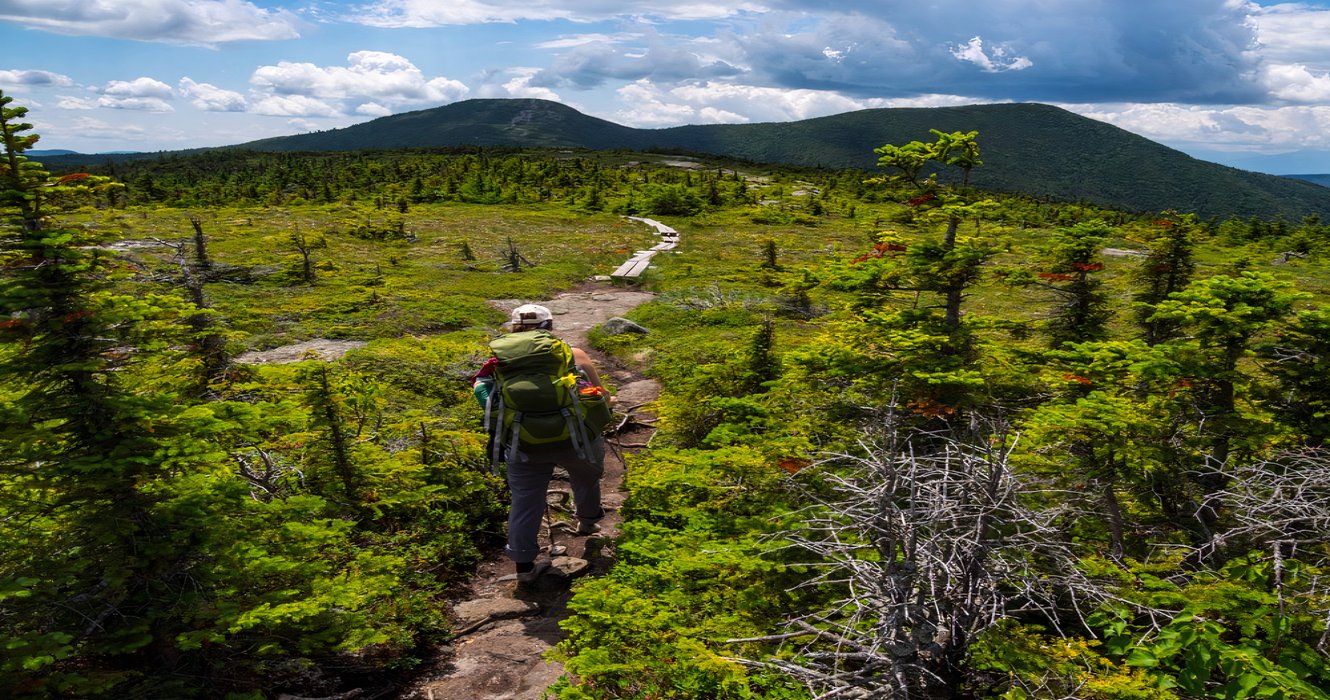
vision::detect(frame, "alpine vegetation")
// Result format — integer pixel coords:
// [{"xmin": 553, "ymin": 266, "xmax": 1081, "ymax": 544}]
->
[{"xmin": 3, "ymin": 88, "xmax": 1329, "ymax": 700}]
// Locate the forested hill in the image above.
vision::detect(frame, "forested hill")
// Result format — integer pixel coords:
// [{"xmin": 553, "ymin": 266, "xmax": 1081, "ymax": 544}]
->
[
  {"xmin": 91, "ymin": 98, "xmax": 1330, "ymax": 220},
  {"xmin": 245, "ymin": 99, "xmax": 644, "ymax": 151}
]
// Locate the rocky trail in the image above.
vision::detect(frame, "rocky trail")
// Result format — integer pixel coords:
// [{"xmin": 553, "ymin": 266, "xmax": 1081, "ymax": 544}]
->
[
  {"xmin": 401, "ymin": 283, "xmax": 660, "ymax": 700},
  {"xmin": 235, "ymin": 288, "xmax": 652, "ymax": 366}
]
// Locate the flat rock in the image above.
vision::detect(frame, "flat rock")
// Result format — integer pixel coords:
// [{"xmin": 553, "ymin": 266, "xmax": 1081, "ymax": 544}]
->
[
  {"xmin": 453, "ymin": 598, "xmax": 538, "ymax": 628},
  {"xmin": 549, "ymin": 556, "xmax": 589, "ymax": 579},
  {"xmin": 591, "ymin": 275, "xmax": 612, "ymax": 282},
  {"xmin": 1102, "ymin": 247, "xmax": 1147, "ymax": 257},
  {"xmin": 98, "ymin": 238, "xmax": 170, "ymax": 251},
  {"xmin": 614, "ymin": 379, "xmax": 661, "ymax": 409},
  {"xmin": 235, "ymin": 339, "xmax": 367, "ymax": 364}
]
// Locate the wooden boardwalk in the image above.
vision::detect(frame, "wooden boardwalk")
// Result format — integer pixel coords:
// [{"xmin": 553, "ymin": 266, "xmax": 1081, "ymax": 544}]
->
[{"xmin": 612, "ymin": 217, "xmax": 679, "ymax": 280}]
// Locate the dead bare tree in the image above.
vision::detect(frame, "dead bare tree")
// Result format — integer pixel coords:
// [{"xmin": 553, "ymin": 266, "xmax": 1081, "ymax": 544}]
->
[
  {"xmin": 746, "ymin": 423, "xmax": 1114, "ymax": 698},
  {"xmin": 189, "ymin": 215, "xmax": 212, "ymax": 272},
  {"xmin": 1210, "ymin": 450, "xmax": 1330, "ymax": 551},
  {"xmin": 231, "ymin": 446, "xmax": 304, "ymax": 501},
  {"xmin": 500, "ymin": 236, "xmax": 534, "ymax": 272},
  {"xmin": 1209, "ymin": 450, "xmax": 1330, "ymax": 652},
  {"xmin": 290, "ymin": 229, "xmax": 326, "ymax": 284}
]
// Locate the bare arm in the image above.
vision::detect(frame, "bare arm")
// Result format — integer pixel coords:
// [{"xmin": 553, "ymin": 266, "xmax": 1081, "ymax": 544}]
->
[{"xmin": 571, "ymin": 347, "xmax": 603, "ymax": 388}]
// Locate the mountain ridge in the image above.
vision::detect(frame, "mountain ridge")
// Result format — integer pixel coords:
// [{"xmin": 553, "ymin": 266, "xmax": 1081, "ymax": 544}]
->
[{"xmin": 46, "ymin": 98, "xmax": 1330, "ymax": 219}]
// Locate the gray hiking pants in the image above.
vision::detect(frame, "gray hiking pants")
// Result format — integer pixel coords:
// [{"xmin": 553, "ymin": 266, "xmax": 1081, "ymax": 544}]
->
[{"xmin": 505, "ymin": 437, "xmax": 606, "ymax": 564}]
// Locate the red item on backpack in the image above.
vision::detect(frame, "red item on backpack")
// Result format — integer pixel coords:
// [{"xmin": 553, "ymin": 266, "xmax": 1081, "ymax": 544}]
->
[{"xmin": 473, "ymin": 356, "xmax": 499, "ymax": 381}]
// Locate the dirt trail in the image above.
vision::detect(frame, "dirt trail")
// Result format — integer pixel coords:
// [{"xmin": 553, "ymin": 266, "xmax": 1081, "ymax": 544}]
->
[{"xmin": 403, "ymin": 283, "xmax": 659, "ymax": 700}]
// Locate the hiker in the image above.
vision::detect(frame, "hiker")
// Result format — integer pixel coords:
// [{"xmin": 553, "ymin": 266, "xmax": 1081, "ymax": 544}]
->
[{"xmin": 474, "ymin": 304, "xmax": 613, "ymax": 585}]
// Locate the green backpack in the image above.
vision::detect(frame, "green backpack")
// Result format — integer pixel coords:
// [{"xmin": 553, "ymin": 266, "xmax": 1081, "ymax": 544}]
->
[{"xmin": 485, "ymin": 330, "xmax": 611, "ymax": 465}]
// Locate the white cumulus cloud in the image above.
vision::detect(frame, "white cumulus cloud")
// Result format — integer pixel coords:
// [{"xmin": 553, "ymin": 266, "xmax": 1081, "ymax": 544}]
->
[
  {"xmin": 1061, "ymin": 101, "xmax": 1330, "ymax": 151},
  {"xmin": 56, "ymin": 95, "xmax": 95, "ymax": 110},
  {"xmin": 354, "ymin": 102, "xmax": 393, "ymax": 117},
  {"xmin": 101, "ymin": 77, "xmax": 174, "ymax": 98},
  {"xmin": 476, "ymin": 67, "xmax": 562, "ymax": 101},
  {"xmin": 249, "ymin": 51, "xmax": 469, "ymax": 116},
  {"xmin": 97, "ymin": 96, "xmax": 174, "ymax": 111},
  {"xmin": 0, "ymin": 0, "xmax": 302, "ymax": 45},
  {"xmin": 97, "ymin": 77, "xmax": 174, "ymax": 111},
  {"xmin": 179, "ymin": 78, "xmax": 247, "ymax": 111},
  {"xmin": 251, "ymin": 94, "xmax": 341, "ymax": 117},
  {"xmin": 0, "ymin": 69, "xmax": 74, "ymax": 87},
  {"xmin": 1253, "ymin": 3, "xmax": 1330, "ymax": 69},
  {"xmin": 608, "ymin": 79, "xmax": 988, "ymax": 127},
  {"xmin": 1265, "ymin": 63, "xmax": 1330, "ymax": 103},
  {"xmin": 949, "ymin": 36, "xmax": 1033, "ymax": 73}
]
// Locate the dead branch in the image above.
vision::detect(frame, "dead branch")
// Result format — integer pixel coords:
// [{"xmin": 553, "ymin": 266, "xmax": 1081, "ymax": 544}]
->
[{"xmin": 753, "ymin": 421, "xmax": 1121, "ymax": 698}]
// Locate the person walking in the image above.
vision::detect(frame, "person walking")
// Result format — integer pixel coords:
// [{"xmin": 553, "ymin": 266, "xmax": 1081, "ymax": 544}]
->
[{"xmin": 474, "ymin": 304, "xmax": 610, "ymax": 585}]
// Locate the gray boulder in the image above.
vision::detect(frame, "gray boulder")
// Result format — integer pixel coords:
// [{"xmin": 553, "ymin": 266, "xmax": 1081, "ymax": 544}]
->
[{"xmin": 601, "ymin": 317, "xmax": 650, "ymax": 335}]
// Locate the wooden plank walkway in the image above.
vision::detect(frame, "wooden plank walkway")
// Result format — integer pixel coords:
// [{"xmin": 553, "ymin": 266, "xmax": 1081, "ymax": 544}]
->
[{"xmin": 612, "ymin": 217, "xmax": 680, "ymax": 280}]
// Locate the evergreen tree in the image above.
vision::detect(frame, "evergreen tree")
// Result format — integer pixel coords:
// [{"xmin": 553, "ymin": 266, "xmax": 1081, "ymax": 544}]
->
[
  {"xmin": 746, "ymin": 319, "xmax": 779, "ymax": 391},
  {"xmin": 759, "ymin": 239, "xmax": 780, "ymax": 270},
  {"xmin": 301, "ymin": 364, "xmax": 362, "ymax": 505},
  {"xmin": 1259, "ymin": 308, "xmax": 1330, "ymax": 447},
  {"xmin": 0, "ymin": 88, "xmax": 222, "ymax": 696},
  {"xmin": 1036, "ymin": 220, "xmax": 1112, "ymax": 347},
  {"xmin": 873, "ymin": 129, "xmax": 995, "ymax": 334},
  {"xmin": 1135, "ymin": 213, "xmax": 1196, "ymax": 345},
  {"xmin": 1152, "ymin": 272, "xmax": 1298, "ymax": 534}
]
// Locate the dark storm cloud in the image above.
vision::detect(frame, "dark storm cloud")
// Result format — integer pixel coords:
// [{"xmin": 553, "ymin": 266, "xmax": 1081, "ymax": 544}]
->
[{"xmin": 535, "ymin": 0, "xmax": 1267, "ymax": 104}]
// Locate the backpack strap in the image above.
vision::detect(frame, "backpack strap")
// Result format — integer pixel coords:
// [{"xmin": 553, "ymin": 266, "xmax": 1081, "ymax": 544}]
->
[
  {"xmin": 488, "ymin": 395, "xmax": 505, "ymax": 473},
  {"xmin": 482, "ymin": 384, "xmax": 495, "ymax": 433},
  {"xmin": 507, "ymin": 411, "xmax": 524, "ymax": 464}
]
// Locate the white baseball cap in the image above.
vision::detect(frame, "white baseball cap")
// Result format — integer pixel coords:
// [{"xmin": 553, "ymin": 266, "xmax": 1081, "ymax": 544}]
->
[{"xmin": 509, "ymin": 304, "xmax": 553, "ymax": 328}]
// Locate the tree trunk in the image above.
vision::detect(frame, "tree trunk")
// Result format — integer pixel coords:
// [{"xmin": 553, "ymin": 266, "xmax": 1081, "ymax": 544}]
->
[
  {"xmin": 1102, "ymin": 477, "xmax": 1125, "ymax": 560},
  {"xmin": 943, "ymin": 216, "xmax": 962, "ymax": 330},
  {"xmin": 314, "ymin": 367, "xmax": 358, "ymax": 502},
  {"xmin": 189, "ymin": 216, "xmax": 211, "ymax": 271},
  {"xmin": 179, "ymin": 262, "xmax": 227, "ymax": 390}
]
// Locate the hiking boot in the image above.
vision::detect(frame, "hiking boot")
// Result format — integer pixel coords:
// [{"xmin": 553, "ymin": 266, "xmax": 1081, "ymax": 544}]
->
[
  {"xmin": 515, "ymin": 560, "xmax": 550, "ymax": 586},
  {"xmin": 576, "ymin": 508, "xmax": 607, "ymax": 536}
]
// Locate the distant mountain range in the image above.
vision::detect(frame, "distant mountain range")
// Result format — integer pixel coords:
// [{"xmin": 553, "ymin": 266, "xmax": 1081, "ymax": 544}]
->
[
  {"xmin": 41, "ymin": 98, "xmax": 1330, "ymax": 219},
  {"xmin": 1287, "ymin": 174, "xmax": 1330, "ymax": 188},
  {"xmin": 1190, "ymin": 148, "xmax": 1330, "ymax": 176}
]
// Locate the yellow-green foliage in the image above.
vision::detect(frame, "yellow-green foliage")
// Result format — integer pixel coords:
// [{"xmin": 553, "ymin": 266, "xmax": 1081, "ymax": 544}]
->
[
  {"xmin": 970, "ymin": 621, "xmax": 1178, "ymax": 699},
  {"xmin": 551, "ymin": 448, "xmax": 807, "ymax": 699}
]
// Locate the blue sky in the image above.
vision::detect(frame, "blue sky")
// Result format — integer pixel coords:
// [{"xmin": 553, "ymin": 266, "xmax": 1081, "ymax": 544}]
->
[{"xmin": 3, "ymin": 0, "xmax": 1330, "ymax": 173}]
